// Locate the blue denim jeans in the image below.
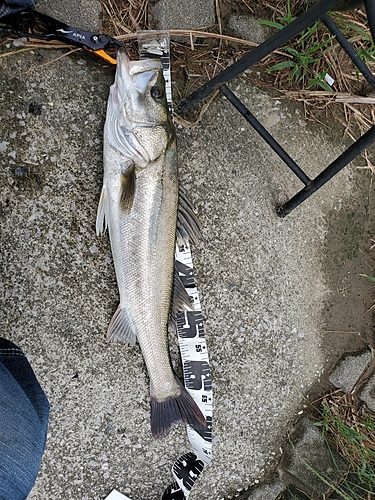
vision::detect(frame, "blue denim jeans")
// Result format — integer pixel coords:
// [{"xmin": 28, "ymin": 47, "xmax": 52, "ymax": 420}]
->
[
  {"xmin": 0, "ymin": 0, "xmax": 37, "ymax": 18},
  {"xmin": 0, "ymin": 338, "xmax": 49, "ymax": 500}
]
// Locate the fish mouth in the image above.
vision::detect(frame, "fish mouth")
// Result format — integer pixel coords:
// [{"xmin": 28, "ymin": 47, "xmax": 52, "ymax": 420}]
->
[
  {"xmin": 117, "ymin": 49, "xmax": 162, "ymax": 77},
  {"xmin": 117, "ymin": 49, "xmax": 162, "ymax": 93}
]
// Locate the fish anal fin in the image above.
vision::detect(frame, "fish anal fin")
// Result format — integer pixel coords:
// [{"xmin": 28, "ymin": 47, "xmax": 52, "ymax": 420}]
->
[
  {"xmin": 120, "ymin": 164, "xmax": 136, "ymax": 216},
  {"xmin": 150, "ymin": 379, "xmax": 206, "ymax": 439},
  {"xmin": 107, "ymin": 305, "xmax": 137, "ymax": 346},
  {"xmin": 96, "ymin": 186, "xmax": 109, "ymax": 236}
]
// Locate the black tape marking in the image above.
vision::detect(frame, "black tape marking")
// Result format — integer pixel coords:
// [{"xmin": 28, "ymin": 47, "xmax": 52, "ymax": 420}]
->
[
  {"xmin": 175, "ymin": 260, "xmax": 195, "ymax": 288},
  {"xmin": 161, "ymin": 482, "xmax": 185, "ymax": 500},
  {"xmin": 203, "ymin": 415, "xmax": 213, "ymax": 443},
  {"xmin": 177, "ymin": 311, "xmax": 204, "ymax": 339},
  {"xmin": 184, "ymin": 360, "xmax": 212, "ymax": 391},
  {"xmin": 173, "ymin": 452, "xmax": 205, "ymax": 492}
]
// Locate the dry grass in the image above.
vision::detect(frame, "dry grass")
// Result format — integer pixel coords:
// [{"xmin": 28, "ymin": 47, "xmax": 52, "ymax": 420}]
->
[
  {"xmin": 309, "ymin": 350, "xmax": 375, "ymax": 498},
  {"xmin": 320, "ymin": 391, "xmax": 375, "ymax": 468},
  {"xmin": 101, "ymin": 0, "xmax": 149, "ymax": 35},
  {"xmin": 2, "ymin": 1, "xmax": 373, "ymax": 139},
  {"xmin": 98, "ymin": 0, "xmax": 375, "ymax": 140},
  {"xmin": 100, "ymin": 0, "xmax": 149, "ymax": 58},
  {"xmin": 99, "ymin": 0, "xmax": 275, "ymax": 100}
]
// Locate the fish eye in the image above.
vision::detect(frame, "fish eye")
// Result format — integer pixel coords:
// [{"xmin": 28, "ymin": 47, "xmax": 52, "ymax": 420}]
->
[{"xmin": 151, "ymin": 86, "xmax": 164, "ymax": 100}]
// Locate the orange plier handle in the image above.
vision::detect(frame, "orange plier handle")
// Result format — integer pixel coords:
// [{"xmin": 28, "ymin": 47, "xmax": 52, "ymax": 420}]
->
[{"xmin": 0, "ymin": 8, "xmax": 125, "ymax": 64}]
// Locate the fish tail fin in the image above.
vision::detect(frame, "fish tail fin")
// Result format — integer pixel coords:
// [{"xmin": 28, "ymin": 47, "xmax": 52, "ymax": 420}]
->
[{"xmin": 150, "ymin": 380, "xmax": 206, "ymax": 439}]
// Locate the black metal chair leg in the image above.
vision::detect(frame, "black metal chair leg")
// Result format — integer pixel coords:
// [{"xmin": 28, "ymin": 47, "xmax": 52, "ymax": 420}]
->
[
  {"xmin": 322, "ymin": 13, "xmax": 375, "ymax": 87},
  {"xmin": 364, "ymin": 0, "xmax": 375, "ymax": 43},
  {"xmin": 178, "ymin": 0, "xmax": 341, "ymax": 114},
  {"xmin": 176, "ymin": 0, "xmax": 375, "ymax": 217},
  {"xmin": 220, "ymin": 85, "xmax": 312, "ymax": 186},
  {"xmin": 278, "ymin": 125, "xmax": 375, "ymax": 217}
]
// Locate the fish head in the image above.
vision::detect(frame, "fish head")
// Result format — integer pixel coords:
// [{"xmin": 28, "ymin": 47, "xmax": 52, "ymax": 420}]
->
[{"xmin": 106, "ymin": 49, "xmax": 174, "ymax": 164}]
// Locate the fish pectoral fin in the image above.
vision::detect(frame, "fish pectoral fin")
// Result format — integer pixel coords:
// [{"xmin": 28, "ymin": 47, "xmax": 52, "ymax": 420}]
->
[
  {"xmin": 107, "ymin": 305, "xmax": 137, "ymax": 345},
  {"xmin": 96, "ymin": 186, "xmax": 109, "ymax": 236},
  {"xmin": 150, "ymin": 379, "xmax": 207, "ymax": 439},
  {"xmin": 120, "ymin": 164, "xmax": 136, "ymax": 216},
  {"xmin": 177, "ymin": 186, "xmax": 202, "ymax": 246}
]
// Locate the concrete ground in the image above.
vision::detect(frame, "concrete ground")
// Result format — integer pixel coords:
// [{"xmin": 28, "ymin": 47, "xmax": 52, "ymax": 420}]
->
[{"xmin": 1, "ymin": 1, "xmax": 374, "ymax": 500}]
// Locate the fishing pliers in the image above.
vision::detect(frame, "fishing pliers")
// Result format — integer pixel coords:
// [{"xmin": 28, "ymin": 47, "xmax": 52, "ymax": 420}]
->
[{"xmin": 0, "ymin": 8, "xmax": 125, "ymax": 64}]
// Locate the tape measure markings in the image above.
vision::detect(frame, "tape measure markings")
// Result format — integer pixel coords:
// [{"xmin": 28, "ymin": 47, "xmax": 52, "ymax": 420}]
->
[
  {"xmin": 175, "ymin": 242, "xmax": 213, "ymax": 476},
  {"xmin": 137, "ymin": 31, "xmax": 173, "ymax": 114}
]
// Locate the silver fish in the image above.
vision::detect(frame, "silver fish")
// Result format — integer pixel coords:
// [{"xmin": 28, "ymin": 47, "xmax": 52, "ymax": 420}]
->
[{"xmin": 96, "ymin": 50, "xmax": 206, "ymax": 438}]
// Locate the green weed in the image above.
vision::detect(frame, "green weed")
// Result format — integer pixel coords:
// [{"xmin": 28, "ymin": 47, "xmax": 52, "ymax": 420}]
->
[
  {"xmin": 360, "ymin": 274, "xmax": 375, "ymax": 283},
  {"xmin": 256, "ymin": 2, "xmax": 335, "ymax": 89},
  {"xmin": 337, "ymin": 18, "xmax": 375, "ymax": 65},
  {"xmin": 257, "ymin": 0, "xmax": 375, "ymax": 92},
  {"xmin": 311, "ymin": 381, "xmax": 375, "ymax": 498}
]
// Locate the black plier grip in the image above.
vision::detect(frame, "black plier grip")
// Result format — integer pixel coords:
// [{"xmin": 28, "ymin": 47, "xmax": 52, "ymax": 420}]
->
[{"xmin": 0, "ymin": 8, "xmax": 125, "ymax": 64}]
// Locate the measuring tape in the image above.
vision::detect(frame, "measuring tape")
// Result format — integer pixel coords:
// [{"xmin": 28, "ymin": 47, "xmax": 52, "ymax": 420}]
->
[
  {"xmin": 161, "ymin": 242, "xmax": 212, "ymax": 499},
  {"xmin": 137, "ymin": 31, "xmax": 173, "ymax": 114},
  {"xmin": 140, "ymin": 32, "xmax": 213, "ymax": 499}
]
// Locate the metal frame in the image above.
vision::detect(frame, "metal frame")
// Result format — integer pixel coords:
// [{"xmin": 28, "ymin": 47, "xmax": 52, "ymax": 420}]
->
[{"xmin": 177, "ymin": 0, "xmax": 375, "ymax": 217}]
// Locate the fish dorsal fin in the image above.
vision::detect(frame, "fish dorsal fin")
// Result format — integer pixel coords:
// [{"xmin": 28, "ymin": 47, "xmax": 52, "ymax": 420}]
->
[
  {"xmin": 120, "ymin": 164, "xmax": 136, "ymax": 216},
  {"xmin": 172, "ymin": 267, "xmax": 193, "ymax": 316},
  {"xmin": 177, "ymin": 186, "xmax": 202, "ymax": 246},
  {"xmin": 96, "ymin": 186, "xmax": 109, "ymax": 236},
  {"xmin": 107, "ymin": 305, "xmax": 137, "ymax": 346},
  {"xmin": 176, "ymin": 220, "xmax": 189, "ymax": 247}
]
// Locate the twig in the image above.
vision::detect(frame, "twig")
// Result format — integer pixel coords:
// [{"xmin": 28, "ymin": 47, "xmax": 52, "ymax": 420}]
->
[
  {"xmin": 282, "ymin": 90, "xmax": 375, "ymax": 104},
  {"xmin": 323, "ymin": 330, "xmax": 362, "ymax": 334},
  {"xmin": 189, "ymin": 32, "xmax": 194, "ymax": 51},
  {"xmin": 174, "ymin": 90, "xmax": 219, "ymax": 128},
  {"xmin": 0, "ymin": 47, "xmax": 36, "ymax": 58},
  {"xmin": 336, "ymin": 94, "xmax": 375, "ymax": 104},
  {"xmin": 26, "ymin": 47, "xmax": 81, "ymax": 73},
  {"xmin": 116, "ymin": 30, "xmax": 293, "ymax": 58}
]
